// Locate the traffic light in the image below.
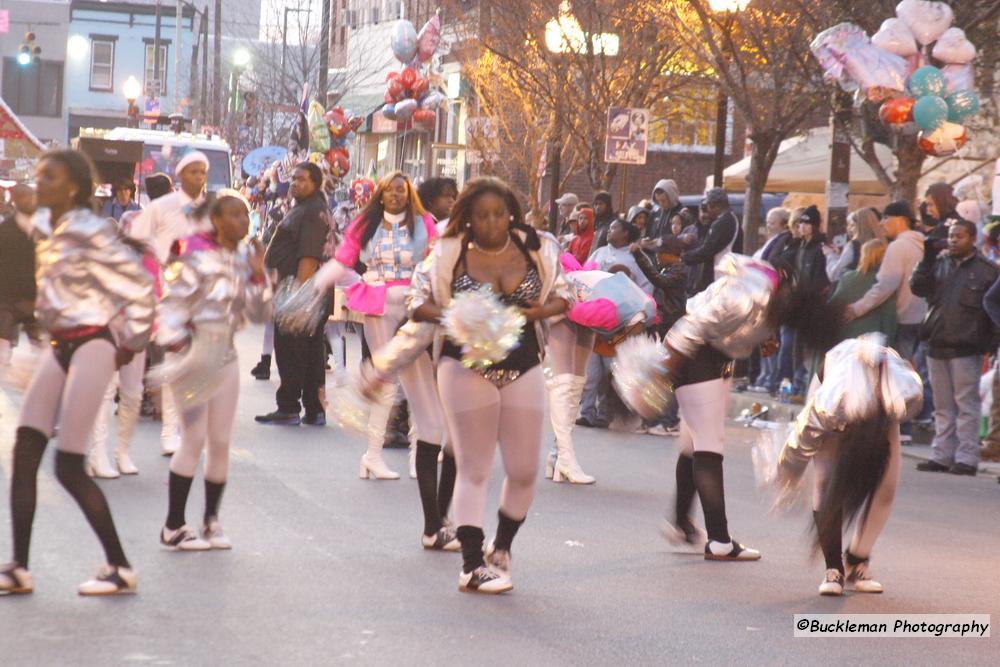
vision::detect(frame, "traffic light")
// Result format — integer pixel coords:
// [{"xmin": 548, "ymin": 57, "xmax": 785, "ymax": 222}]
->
[{"xmin": 17, "ymin": 32, "xmax": 41, "ymax": 66}]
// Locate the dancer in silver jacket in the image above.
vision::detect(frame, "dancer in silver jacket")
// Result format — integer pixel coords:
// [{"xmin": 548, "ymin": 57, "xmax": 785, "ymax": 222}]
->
[
  {"xmin": 657, "ymin": 253, "xmax": 843, "ymax": 561},
  {"xmin": 1, "ymin": 150, "xmax": 154, "ymax": 596},
  {"xmin": 776, "ymin": 335, "xmax": 921, "ymax": 596},
  {"xmin": 156, "ymin": 192, "xmax": 272, "ymax": 551}
]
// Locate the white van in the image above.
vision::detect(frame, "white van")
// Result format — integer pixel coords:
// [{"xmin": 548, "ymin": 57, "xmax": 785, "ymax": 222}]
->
[{"xmin": 104, "ymin": 127, "xmax": 233, "ymax": 197}]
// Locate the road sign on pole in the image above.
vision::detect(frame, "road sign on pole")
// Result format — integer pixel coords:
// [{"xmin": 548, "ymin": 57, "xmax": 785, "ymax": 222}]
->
[
  {"xmin": 145, "ymin": 79, "xmax": 162, "ymax": 99},
  {"xmin": 604, "ymin": 107, "xmax": 649, "ymax": 165}
]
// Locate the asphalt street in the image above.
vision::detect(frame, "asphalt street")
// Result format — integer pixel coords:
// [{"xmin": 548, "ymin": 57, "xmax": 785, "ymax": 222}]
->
[{"xmin": 1, "ymin": 325, "xmax": 998, "ymax": 665}]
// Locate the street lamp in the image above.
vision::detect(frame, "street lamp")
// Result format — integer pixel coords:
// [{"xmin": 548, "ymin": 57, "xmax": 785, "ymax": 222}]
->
[
  {"xmin": 228, "ymin": 49, "xmax": 251, "ymax": 114},
  {"xmin": 708, "ymin": 0, "xmax": 751, "ymax": 11},
  {"xmin": 232, "ymin": 48, "xmax": 251, "ymax": 68},
  {"xmin": 123, "ymin": 76, "xmax": 142, "ymax": 128},
  {"xmin": 67, "ymin": 35, "xmax": 89, "ymax": 60}
]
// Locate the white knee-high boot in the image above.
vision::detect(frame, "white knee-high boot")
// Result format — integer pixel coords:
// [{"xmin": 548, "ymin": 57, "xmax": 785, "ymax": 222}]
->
[
  {"xmin": 360, "ymin": 383, "xmax": 399, "ymax": 480},
  {"xmin": 160, "ymin": 387, "xmax": 180, "ymax": 456},
  {"xmin": 88, "ymin": 384, "xmax": 120, "ymax": 479},
  {"xmin": 550, "ymin": 374, "xmax": 595, "ymax": 484},
  {"xmin": 115, "ymin": 391, "xmax": 142, "ymax": 474}
]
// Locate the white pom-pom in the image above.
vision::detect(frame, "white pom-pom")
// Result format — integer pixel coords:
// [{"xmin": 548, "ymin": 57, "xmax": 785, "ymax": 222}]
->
[
  {"xmin": 442, "ymin": 286, "xmax": 526, "ymax": 369},
  {"xmin": 146, "ymin": 322, "xmax": 234, "ymax": 411},
  {"xmin": 611, "ymin": 335, "xmax": 675, "ymax": 420},
  {"xmin": 275, "ymin": 276, "xmax": 328, "ymax": 336}
]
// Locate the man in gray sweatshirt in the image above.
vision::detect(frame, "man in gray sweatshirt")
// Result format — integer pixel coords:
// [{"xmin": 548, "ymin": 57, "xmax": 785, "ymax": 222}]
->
[{"xmin": 845, "ymin": 201, "xmax": 929, "ymax": 441}]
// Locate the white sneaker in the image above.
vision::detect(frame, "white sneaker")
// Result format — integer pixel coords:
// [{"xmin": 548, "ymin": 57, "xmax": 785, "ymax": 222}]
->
[
  {"xmin": 202, "ymin": 520, "xmax": 232, "ymax": 550},
  {"xmin": 421, "ymin": 527, "xmax": 460, "ymax": 551},
  {"xmin": 484, "ymin": 543, "xmax": 511, "ymax": 576},
  {"xmin": 0, "ymin": 562, "xmax": 32, "ymax": 594},
  {"xmin": 78, "ymin": 565, "xmax": 136, "ymax": 596},
  {"xmin": 160, "ymin": 525, "xmax": 211, "ymax": 551},
  {"xmin": 458, "ymin": 565, "xmax": 512, "ymax": 594},
  {"xmin": 646, "ymin": 424, "xmax": 679, "ymax": 437},
  {"xmin": 704, "ymin": 540, "xmax": 761, "ymax": 561},
  {"xmin": 846, "ymin": 558, "xmax": 883, "ymax": 593},
  {"xmin": 818, "ymin": 569, "xmax": 844, "ymax": 596}
]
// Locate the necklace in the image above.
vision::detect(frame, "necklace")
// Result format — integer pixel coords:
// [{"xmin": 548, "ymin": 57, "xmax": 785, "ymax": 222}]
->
[{"xmin": 472, "ymin": 235, "xmax": 511, "ymax": 256}]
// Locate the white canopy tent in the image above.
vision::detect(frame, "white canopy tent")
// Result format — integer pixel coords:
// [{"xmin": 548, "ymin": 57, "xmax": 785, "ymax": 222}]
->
[{"xmin": 712, "ymin": 126, "xmax": 895, "ymax": 196}]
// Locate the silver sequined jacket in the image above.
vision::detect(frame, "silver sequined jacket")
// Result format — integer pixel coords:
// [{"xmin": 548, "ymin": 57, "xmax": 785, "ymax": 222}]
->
[
  {"xmin": 779, "ymin": 335, "xmax": 923, "ymax": 477},
  {"xmin": 157, "ymin": 236, "xmax": 273, "ymax": 348},
  {"xmin": 666, "ymin": 253, "xmax": 778, "ymax": 360},
  {"xmin": 371, "ymin": 230, "xmax": 574, "ymax": 375},
  {"xmin": 33, "ymin": 208, "xmax": 155, "ymax": 352}
]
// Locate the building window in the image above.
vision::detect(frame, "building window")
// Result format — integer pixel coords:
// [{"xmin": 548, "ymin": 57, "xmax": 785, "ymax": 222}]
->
[
  {"xmin": 386, "ymin": 1, "xmax": 402, "ymax": 20},
  {"xmin": 648, "ymin": 91, "xmax": 732, "ymax": 155},
  {"xmin": 370, "ymin": 6, "xmax": 380, "ymax": 24},
  {"xmin": 89, "ymin": 39, "xmax": 115, "ymax": 91},
  {"xmin": 2, "ymin": 58, "xmax": 64, "ymax": 117},
  {"xmin": 143, "ymin": 44, "xmax": 168, "ymax": 96}
]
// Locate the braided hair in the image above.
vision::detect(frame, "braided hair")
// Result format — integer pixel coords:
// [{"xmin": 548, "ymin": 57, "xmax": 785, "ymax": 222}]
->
[{"xmin": 444, "ymin": 178, "xmax": 540, "ymax": 270}]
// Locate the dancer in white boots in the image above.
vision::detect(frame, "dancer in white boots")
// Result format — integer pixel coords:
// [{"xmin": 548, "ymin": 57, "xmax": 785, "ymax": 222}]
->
[
  {"xmin": 365, "ymin": 178, "xmax": 573, "ymax": 593},
  {"xmin": 157, "ymin": 192, "xmax": 272, "ymax": 550},
  {"xmin": 776, "ymin": 335, "xmax": 920, "ymax": 596},
  {"xmin": 313, "ymin": 171, "xmax": 442, "ymax": 482},
  {"xmin": 127, "ymin": 153, "xmax": 209, "ymax": 457},
  {"xmin": 0, "ymin": 150, "xmax": 154, "ymax": 596},
  {"xmin": 86, "ymin": 348, "xmax": 146, "ymax": 478},
  {"xmin": 544, "ymin": 319, "xmax": 596, "ymax": 484}
]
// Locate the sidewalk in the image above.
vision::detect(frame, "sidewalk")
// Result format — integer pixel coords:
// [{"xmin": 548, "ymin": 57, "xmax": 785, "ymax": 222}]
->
[{"xmin": 728, "ymin": 385, "xmax": 1000, "ymax": 478}]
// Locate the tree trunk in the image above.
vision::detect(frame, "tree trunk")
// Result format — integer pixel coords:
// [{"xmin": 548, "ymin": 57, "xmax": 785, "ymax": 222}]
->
[
  {"xmin": 893, "ymin": 132, "xmax": 927, "ymax": 205},
  {"xmin": 741, "ymin": 132, "xmax": 781, "ymax": 256}
]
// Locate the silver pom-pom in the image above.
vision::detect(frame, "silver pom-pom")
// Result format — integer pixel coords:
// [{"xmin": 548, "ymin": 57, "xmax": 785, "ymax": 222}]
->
[
  {"xmin": 275, "ymin": 276, "xmax": 328, "ymax": 336},
  {"xmin": 146, "ymin": 322, "xmax": 235, "ymax": 411},
  {"xmin": 751, "ymin": 423, "xmax": 806, "ymax": 512},
  {"xmin": 329, "ymin": 366, "xmax": 395, "ymax": 438},
  {"xmin": 442, "ymin": 286, "xmax": 526, "ymax": 369},
  {"xmin": 611, "ymin": 335, "xmax": 675, "ymax": 421}
]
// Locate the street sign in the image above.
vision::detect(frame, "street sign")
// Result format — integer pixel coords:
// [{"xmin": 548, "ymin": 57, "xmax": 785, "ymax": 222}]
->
[
  {"xmin": 604, "ymin": 107, "xmax": 649, "ymax": 165},
  {"xmin": 145, "ymin": 79, "xmax": 161, "ymax": 99},
  {"xmin": 143, "ymin": 97, "xmax": 161, "ymax": 123}
]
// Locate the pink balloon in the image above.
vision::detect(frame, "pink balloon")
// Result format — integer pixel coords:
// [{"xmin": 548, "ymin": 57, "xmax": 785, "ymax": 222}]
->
[
  {"xmin": 931, "ymin": 27, "xmax": 976, "ymax": 65},
  {"xmin": 896, "ymin": 0, "xmax": 954, "ymax": 46},
  {"xmin": 416, "ymin": 15, "xmax": 441, "ymax": 63},
  {"xmin": 942, "ymin": 63, "xmax": 974, "ymax": 95},
  {"xmin": 871, "ymin": 18, "xmax": 917, "ymax": 57}
]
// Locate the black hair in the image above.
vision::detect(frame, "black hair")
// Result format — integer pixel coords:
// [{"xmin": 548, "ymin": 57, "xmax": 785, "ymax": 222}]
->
[
  {"xmin": 951, "ymin": 219, "xmax": 977, "ymax": 238},
  {"xmin": 884, "ymin": 200, "xmax": 916, "ymax": 229},
  {"xmin": 42, "ymin": 149, "xmax": 99, "ymax": 211},
  {"xmin": 355, "ymin": 171, "xmax": 422, "ymax": 250},
  {"xmin": 988, "ymin": 223, "xmax": 1000, "ymax": 247},
  {"xmin": 295, "ymin": 161, "xmax": 325, "ymax": 189},
  {"xmin": 416, "ymin": 177, "xmax": 458, "ymax": 210},
  {"xmin": 191, "ymin": 191, "xmax": 247, "ymax": 223},
  {"xmin": 116, "ymin": 179, "xmax": 137, "ymax": 196},
  {"xmin": 444, "ymin": 177, "xmax": 540, "ymax": 265},
  {"xmin": 771, "ymin": 258, "xmax": 845, "ymax": 354},
  {"xmin": 145, "ymin": 173, "xmax": 173, "ymax": 200}
]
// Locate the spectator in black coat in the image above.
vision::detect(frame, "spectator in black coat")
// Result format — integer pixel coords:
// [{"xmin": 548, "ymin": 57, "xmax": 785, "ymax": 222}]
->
[
  {"xmin": 0, "ymin": 184, "xmax": 40, "ymax": 366},
  {"xmin": 681, "ymin": 188, "xmax": 742, "ymax": 296},
  {"xmin": 782, "ymin": 205, "xmax": 831, "ymax": 297}
]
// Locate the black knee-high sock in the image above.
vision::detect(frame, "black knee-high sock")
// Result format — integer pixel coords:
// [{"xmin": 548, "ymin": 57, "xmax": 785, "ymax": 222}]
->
[
  {"xmin": 54, "ymin": 451, "xmax": 129, "ymax": 568},
  {"xmin": 674, "ymin": 453, "xmax": 696, "ymax": 532},
  {"xmin": 10, "ymin": 427, "xmax": 48, "ymax": 568},
  {"xmin": 415, "ymin": 441, "xmax": 442, "ymax": 536},
  {"xmin": 456, "ymin": 525, "xmax": 485, "ymax": 574},
  {"xmin": 166, "ymin": 471, "xmax": 194, "ymax": 530},
  {"xmin": 204, "ymin": 479, "xmax": 226, "ymax": 523},
  {"xmin": 692, "ymin": 451, "xmax": 730, "ymax": 544},
  {"xmin": 814, "ymin": 510, "xmax": 844, "ymax": 574},
  {"xmin": 494, "ymin": 510, "xmax": 525, "ymax": 552},
  {"xmin": 438, "ymin": 450, "xmax": 456, "ymax": 522}
]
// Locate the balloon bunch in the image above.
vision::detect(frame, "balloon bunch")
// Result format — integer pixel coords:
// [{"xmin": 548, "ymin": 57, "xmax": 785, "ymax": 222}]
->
[
  {"xmin": 381, "ymin": 14, "xmax": 446, "ymax": 130},
  {"xmin": 305, "ymin": 101, "xmax": 364, "ymax": 181},
  {"xmin": 350, "ymin": 177, "xmax": 375, "ymax": 209},
  {"xmin": 811, "ymin": 0, "xmax": 980, "ymax": 158}
]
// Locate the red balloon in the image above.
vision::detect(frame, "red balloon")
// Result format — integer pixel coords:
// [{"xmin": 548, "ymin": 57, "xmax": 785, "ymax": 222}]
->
[
  {"xmin": 385, "ymin": 71, "xmax": 399, "ymax": 83},
  {"xmin": 383, "ymin": 90, "xmax": 395, "ymax": 104},
  {"xmin": 387, "ymin": 79, "xmax": 404, "ymax": 100},
  {"xmin": 413, "ymin": 108, "xmax": 436, "ymax": 125},
  {"xmin": 411, "ymin": 77, "xmax": 429, "ymax": 98},
  {"xmin": 399, "ymin": 67, "xmax": 417, "ymax": 89},
  {"xmin": 879, "ymin": 97, "xmax": 915, "ymax": 125}
]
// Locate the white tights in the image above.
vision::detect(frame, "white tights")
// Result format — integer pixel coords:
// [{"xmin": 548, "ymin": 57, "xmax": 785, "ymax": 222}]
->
[
  {"xmin": 437, "ymin": 358, "xmax": 545, "ymax": 526},
  {"xmin": 169, "ymin": 361, "xmax": 240, "ymax": 483},
  {"xmin": 19, "ymin": 339, "xmax": 116, "ymax": 454},
  {"xmin": 363, "ymin": 286, "xmax": 445, "ymax": 445},
  {"xmin": 547, "ymin": 319, "xmax": 594, "ymax": 377},
  {"xmin": 811, "ymin": 422, "xmax": 902, "ymax": 559}
]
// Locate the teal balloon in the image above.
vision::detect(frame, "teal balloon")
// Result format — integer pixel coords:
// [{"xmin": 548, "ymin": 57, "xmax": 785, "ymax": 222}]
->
[
  {"xmin": 913, "ymin": 96, "xmax": 948, "ymax": 131},
  {"xmin": 908, "ymin": 66, "xmax": 946, "ymax": 98},
  {"xmin": 946, "ymin": 91, "xmax": 980, "ymax": 121}
]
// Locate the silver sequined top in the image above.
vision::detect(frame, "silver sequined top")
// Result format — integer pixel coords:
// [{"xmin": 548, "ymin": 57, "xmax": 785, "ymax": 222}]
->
[
  {"xmin": 33, "ymin": 207, "xmax": 155, "ymax": 352},
  {"xmin": 157, "ymin": 234, "xmax": 273, "ymax": 348},
  {"xmin": 666, "ymin": 253, "xmax": 778, "ymax": 360},
  {"xmin": 779, "ymin": 335, "xmax": 923, "ymax": 476}
]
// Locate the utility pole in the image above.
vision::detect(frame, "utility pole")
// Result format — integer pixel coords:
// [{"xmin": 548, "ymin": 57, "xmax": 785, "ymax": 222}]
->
[
  {"xmin": 319, "ymin": 0, "xmax": 330, "ymax": 104},
  {"xmin": 712, "ymin": 92, "xmax": 728, "ymax": 187},
  {"xmin": 154, "ymin": 0, "xmax": 162, "ymax": 100},
  {"xmin": 175, "ymin": 0, "xmax": 182, "ymax": 114},
  {"xmin": 826, "ymin": 90, "xmax": 853, "ymax": 239},
  {"xmin": 190, "ymin": 7, "xmax": 200, "ymax": 117},
  {"xmin": 213, "ymin": 0, "xmax": 221, "ymax": 126},
  {"xmin": 201, "ymin": 8, "xmax": 208, "ymax": 124}
]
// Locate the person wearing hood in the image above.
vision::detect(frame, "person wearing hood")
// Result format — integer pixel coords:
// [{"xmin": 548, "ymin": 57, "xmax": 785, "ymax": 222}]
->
[
  {"xmin": 591, "ymin": 191, "xmax": 616, "ymax": 249},
  {"xmin": 650, "ymin": 179, "xmax": 682, "ymax": 242},
  {"xmin": 681, "ymin": 188, "xmax": 742, "ymax": 296},
  {"xmin": 567, "ymin": 208, "xmax": 595, "ymax": 264}
]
